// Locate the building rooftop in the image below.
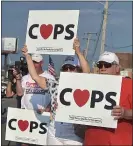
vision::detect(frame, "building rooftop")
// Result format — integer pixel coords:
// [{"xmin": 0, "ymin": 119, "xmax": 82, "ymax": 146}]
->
[{"xmin": 115, "ymin": 52, "xmax": 132, "ymax": 69}]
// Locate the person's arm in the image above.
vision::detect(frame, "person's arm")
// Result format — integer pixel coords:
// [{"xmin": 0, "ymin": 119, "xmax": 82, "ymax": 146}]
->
[
  {"xmin": 73, "ymin": 38, "xmax": 90, "ymax": 73},
  {"xmin": 112, "ymin": 106, "xmax": 132, "ymax": 120},
  {"xmin": 45, "ymin": 102, "xmax": 51, "ymax": 112},
  {"xmin": 37, "ymin": 102, "xmax": 51, "ymax": 114},
  {"xmin": 6, "ymin": 81, "xmax": 15, "ymax": 97},
  {"xmin": 21, "ymin": 45, "xmax": 47, "ymax": 89},
  {"xmin": 16, "ymin": 80, "xmax": 23, "ymax": 96},
  {"xmin": 15, "ymin": 73, "xmax": 24, "ymax": 96}
]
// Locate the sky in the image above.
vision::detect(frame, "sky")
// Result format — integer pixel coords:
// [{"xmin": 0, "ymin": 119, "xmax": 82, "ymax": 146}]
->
[{"xmin": 1, "ymin": 1, "xmax": 132, "ymax": 74}]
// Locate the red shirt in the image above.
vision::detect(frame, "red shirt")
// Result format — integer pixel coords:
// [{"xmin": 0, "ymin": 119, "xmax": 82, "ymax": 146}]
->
[{"xmin": 84, "ymin": 78, "xmax": 132, "ymax": 145}]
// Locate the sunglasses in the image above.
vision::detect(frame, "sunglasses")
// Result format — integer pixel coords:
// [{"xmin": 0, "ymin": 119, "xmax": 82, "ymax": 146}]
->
[
  {"xmin": 97, "ymin": 62, "xmax": 116, "ymax": 69},
  {"xmin": 61, "ymin": 65, "xmax": 76, "ymax": 72}
]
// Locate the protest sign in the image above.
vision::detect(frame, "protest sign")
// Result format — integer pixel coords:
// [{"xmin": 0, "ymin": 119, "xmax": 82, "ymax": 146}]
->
[
  {"xmin": 5, "ymin": 107, "xmax": 50, "ymax": 145},
  {"xmin": 26, "ymin": 10, "xmax": 79, "ymax": 55},
  {"xmin": 55, "ymin": 72, "xmax": 122, "ymax": 128},
  {"xmin": 2, "ymin": 38, "xmax": 18, "ymax": 53}
]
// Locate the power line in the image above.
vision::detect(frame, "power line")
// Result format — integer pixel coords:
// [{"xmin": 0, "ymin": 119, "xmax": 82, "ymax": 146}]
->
[
  {"xmin": 91, "ymin": 13, "xmax": 104, "ymax": 60},
  {"xmin": 110, "ymin": 31, "xmax": 114, "ymax": 48},
  {"xmin": 108, "ymin": 0, "xmax": 116, "ymax": 8},
  {"xmin": 105, "ymin": 44, "xmax": 132, "ymax": 49},
  {"xmin": 117, "ymin": 45, "xmax": 132, "ymax": 49},
  {"xmin": 82, "ymin": 32, "xmax": 97, "ymax": 59}
]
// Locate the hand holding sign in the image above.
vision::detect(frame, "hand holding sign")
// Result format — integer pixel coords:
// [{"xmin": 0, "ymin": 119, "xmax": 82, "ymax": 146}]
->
[
  {"xmin": 37, "ymin": 104, "xmax": 45, "ymax": 114},
  {"xmin": 111, "ymin": 106, "xmax": 125, "ymax": 120},
  {"xmin": 21, "ymin": 144, "xmax": 29, "ymax": 146},
  {"xmin": 21, "ymin": 45, "xmax": 29, "ymax": 57},
  {"xmin": 36, "ymin": 106, "xmax": 53, "ymax": 121},
  {"xmin": 73, "ymin": 37, "xmax": 80, "ymax": 54}
]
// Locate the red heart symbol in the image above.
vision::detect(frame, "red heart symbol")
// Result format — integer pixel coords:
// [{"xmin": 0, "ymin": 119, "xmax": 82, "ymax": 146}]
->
[
  {"xmin": 40, "ymin": 24, "xmax": 53, "ymax": 39},
  {"xmin": 18, "ymin": 120, "xmax": 29, "ymax": 131},
  {"xmin": 73, "ymin": 89, "xmax": 90, "ymax": 107}
]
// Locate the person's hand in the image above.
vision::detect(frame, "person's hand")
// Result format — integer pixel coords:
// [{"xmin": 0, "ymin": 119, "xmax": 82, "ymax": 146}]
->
[
  {"xmin": 37, "ymin": 108, "xmax": 45, "ymax": 114},
  {"xmin": 15, "ymin": 74, "xmax": 22, "ymax": 80},
  {"xmin": 45, "ymin": 106, "xmax": 51, "ymax": 112},
  {"xmin": 21, "ymin": 144, "xmax": 29, "ymax": 146},
  {"xmin": 21, "ymin": 45, "xmax": 29, "ymax": 57},
  {"xmin": 12, "ymin": 68, "xmax": 19, "ymax": 76},
  {"xmin": 37, "ymin": 108, "xmax": 53, "ymax": 122},
  {"xmin": 73, "ymin": 37, "xmax": 80, "ymax": 54},
  {"xmin": 111, "ymin": 106, "xmax": 125, "ymax": 120},
  {"xmin": 12, "ymin": 68, "xmax": 21, "ymax": 80}
]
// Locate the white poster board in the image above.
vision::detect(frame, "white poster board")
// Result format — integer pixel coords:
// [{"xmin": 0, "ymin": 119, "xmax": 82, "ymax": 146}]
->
[
  {"xmin": 55, "ymin": 73, "xmax": 122, "ymax": 128},
  {"xmin": 6, "ymin": 107, "xmax": 50, "ymax": 145},
  {"xmin": 2, "ymin": 38, "xmax": 17, "ymax": 52},
  {"xmin": 26, "ymin": 10, "xmax": 79, "ymax": 55}
]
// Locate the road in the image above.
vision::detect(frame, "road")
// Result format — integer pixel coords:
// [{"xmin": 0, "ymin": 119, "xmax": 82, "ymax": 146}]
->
[{"xmin": 2, "ymin": 97, "xmax": 17, "ymax": 146}]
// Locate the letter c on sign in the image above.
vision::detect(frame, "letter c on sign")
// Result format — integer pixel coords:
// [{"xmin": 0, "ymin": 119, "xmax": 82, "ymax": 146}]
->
[
  {"xmin": 60, "ymin": 88, "xmax": 72, "ymax": 106},
  {"xmin": 28, "ymin": 24, "xmax": 39, "ymax": 39},
  {"xmin": 8, "ymin": 119, "xmax": 17, "ymax": 130}
]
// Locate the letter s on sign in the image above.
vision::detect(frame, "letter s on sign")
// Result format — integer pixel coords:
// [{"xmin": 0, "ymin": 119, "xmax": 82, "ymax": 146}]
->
[
  {"xmin": 39, "ymin": 123, "xmax": 47, "ymax": 134},
  {"xmin": 104, "ymin": 92, "xmax": 117, "ymax": 110},
  {"xmin": 65, "ymin": 24, "xmax": 75, "ymax": 40}
]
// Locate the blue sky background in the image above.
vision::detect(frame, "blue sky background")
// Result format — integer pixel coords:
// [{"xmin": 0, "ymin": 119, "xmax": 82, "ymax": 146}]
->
[{"xmin": 1, "ymin": 1, "xmax": 132, "ymax": 73}]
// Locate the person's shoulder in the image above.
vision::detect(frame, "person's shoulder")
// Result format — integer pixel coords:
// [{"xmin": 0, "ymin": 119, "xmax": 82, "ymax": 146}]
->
[
  {"xmin": 40, "ymin": 71, "xmax": 55, "ymax": 80},
  {"xmin": 121, "ymin": 77, "xmax": 132, "ymax": 96},
  {"xmin": 122, "ymin": 77, "xmax": 132, "ymax": 85}
]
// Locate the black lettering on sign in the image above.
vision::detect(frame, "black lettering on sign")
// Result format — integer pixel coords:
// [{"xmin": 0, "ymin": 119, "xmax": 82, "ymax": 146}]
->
[
  {"xmin": 104, "ymin": 92, "xmax": 117, "ymax": 110},
  {"xmin": 39, "ymin": 123, "xmax": 47, "ymax": 134},
  {"xmin": 60, "ymin": 88, "xmax": 72, "ymax": 106},
  {"xmin": 53, "ymin": 24, "xmax": 64, "ymax": 39},
  {"xmin": 29, "ymin": 24, "xmax": 39, "ymax": 39},
  {"xmin": 8, "ymin": 119, "xmax": 17, "ymax": 130},
  {"xmin": 90, "ymin": 90, "xmax": 104, "ymax": 108},
  {"xmin": 29, "ymin": 121, "xmax": 38, "ymax": 132},
  {"xmin": 65, "ymin": 24, "xmax": 75, "ymax": 40}
]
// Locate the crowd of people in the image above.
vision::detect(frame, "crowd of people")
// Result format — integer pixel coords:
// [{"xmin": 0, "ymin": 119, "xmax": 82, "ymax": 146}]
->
[{"xmin": 5, "ymin": 38, "xmax": 132, "ymax": 146}]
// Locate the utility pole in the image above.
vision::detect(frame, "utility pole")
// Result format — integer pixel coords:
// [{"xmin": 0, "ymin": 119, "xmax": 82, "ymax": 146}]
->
[
  {"xmin": 100, "ymin": 0, "xmax": 108, "ymax": 55},
  {"xmin": 83, "ymin": 32, "xmax": 97, "ymax": 59},
  {"xmin": 4, "ymin": 54, "xmax": 8, "ymax": 79}
]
